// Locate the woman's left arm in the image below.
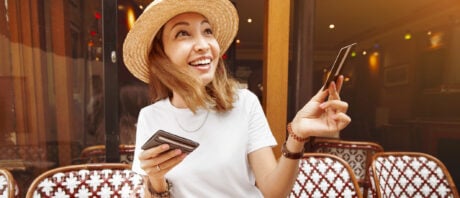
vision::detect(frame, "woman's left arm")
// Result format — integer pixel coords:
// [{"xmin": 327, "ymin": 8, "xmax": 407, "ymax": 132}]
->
[{"xmin": 249, "ymin": 76, "xmax": 351, "ymax": 197}]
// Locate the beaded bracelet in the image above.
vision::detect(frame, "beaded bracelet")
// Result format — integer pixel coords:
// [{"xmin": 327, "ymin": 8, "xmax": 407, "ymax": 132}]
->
[
  {"xmin": 147, "ymin": 179, "xmax": 172, "ymax": 198},
  {"xmin": 287, "ymin": 122, "xmax": 310, "ymax": 142},
  {"xmin": 281, "ymin": 142, "xmax": 304, "ymax": 159}
]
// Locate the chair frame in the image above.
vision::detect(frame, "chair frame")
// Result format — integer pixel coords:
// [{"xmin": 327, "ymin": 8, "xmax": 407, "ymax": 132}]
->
[
  {"xmin": 371, "ymin": 151, "xmax": 459, "ymax": 198},
  {"xmin": 0, "ymin": 168, "xmax": 17, "ymax": 198},
  {"xmin": 292, "ymin": 152, "xmax": 363, "ymax": 198},
  {"xmin": 76, "ymin": 144, "xmax": 135, "ymax": 164},
  {"xmin": 80, "ymin": 145, "xmax": 106, "ymax": 157},
  {"xmin": 309, "ymin": 137, "xmax": 384, "ymax": 197},
  {"xmin": 25, "ymin": 163, "xmax": 136, "ymax": 198}
]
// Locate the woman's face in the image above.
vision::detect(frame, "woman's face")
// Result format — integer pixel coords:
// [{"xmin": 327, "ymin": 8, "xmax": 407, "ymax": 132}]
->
[{"xmin": 162, "ymin": 12, "xmax": 220, "ymax": 85}]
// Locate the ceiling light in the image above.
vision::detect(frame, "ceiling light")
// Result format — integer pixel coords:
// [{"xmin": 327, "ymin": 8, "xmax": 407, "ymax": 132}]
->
[
  {"xmin": 369, "ymin": 52, "xmax": 379, "ymax": 70},
  {"xmin": 430, "ymin": 32, "xmax": 444, "ymax": 49},
  {"xmin": 247, "ymin": 18, "xmax": 252, "ymax": 23},
  {"xmin": 404, "ymin": 32, "xmax": 412, "ymax": 40},
  {"xmin": 329, "ymin": 24, "xmax": 335, "ymax": 29},
  {"xmin": 126, "ymin": 8, "xmax": 136, "ymax": 30},
  {"xmin": 236, "ymin": 39, "xmax": 241, "ymax": 44}
]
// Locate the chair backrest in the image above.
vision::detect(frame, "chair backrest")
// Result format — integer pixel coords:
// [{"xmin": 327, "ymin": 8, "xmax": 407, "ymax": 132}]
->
[
  {"xmin": 310, "ymin": 137, "xmax": 384, "ymax": 197},
  {"xmin": 371, "ymin": 152, "xmax": 459, "ymax": 198},
  {"xmin": 368, "ymin": 164, "xmax": 378, "ymax": 198},
  {"xmin": 76, "ymin": 144, "xmax": 135, "ymax": 164},
  {"xmin": 0, "ymin": 168, "xmax": 19, "ymax": 198},
  {"xmin": 26, "ymin": 163, "xmax": 144, "ymax": 198},
  {"xmin": 291, "ymin": 153, "xmax": 363, "ymax": 198}
]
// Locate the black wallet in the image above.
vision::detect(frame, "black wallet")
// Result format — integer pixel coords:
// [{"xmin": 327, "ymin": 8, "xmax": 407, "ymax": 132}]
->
[{"xmin": 141, "ymin": 130, "xmax": 200, "ymax": 153}]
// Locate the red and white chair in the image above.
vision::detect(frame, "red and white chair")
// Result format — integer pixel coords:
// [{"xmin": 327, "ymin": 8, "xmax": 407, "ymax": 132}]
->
[
  {"xmin": 291, "ymin": 153, "xmax": 363, "ymax": 198},
  {"xmin": 370, "ymin": 152, "xmax": 459, "ymax": 198},
  {"xmin": 310, "ymin": 137, "xmax": 384, "ymax": 197},
  {"xmin": 0, "ymin": 168, "xmax": 20, "ymax": 198},
  {"xmin": 26, "ymin": 163, "xmax": 144, "ymax": 198}
]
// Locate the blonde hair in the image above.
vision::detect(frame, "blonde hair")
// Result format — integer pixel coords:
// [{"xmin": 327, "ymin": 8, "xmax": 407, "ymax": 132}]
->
[{"xmin": 147, "ymin": 28, "xmax": 237, "ymax": 113}]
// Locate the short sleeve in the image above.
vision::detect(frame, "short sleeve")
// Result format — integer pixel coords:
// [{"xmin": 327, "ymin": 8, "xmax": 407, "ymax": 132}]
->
[{"xmin": 244, "ymin": 90, "xmax": 277, "ymax": 153}]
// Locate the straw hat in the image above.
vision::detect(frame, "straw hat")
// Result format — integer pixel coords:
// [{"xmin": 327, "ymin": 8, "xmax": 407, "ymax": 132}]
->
[{"xmin": 123, "ymin": 0, "xmax": 239, "ymax": 83}]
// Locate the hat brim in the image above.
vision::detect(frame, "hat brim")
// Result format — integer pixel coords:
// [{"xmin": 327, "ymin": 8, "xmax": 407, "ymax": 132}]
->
[{"xmin": 123, "ymin": 0, "xmax": 239, "ymax": 83}]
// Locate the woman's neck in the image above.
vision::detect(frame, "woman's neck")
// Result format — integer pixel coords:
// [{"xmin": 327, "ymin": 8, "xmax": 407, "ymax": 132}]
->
[{"xmin": 170, "ymin": 92, "xmax": 188, "ymax": 109}]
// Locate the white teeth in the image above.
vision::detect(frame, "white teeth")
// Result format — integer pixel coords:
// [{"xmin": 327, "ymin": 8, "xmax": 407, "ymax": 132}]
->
[{"xmin": 190, "ymin": 58, "xmax": 211, "ymax": 66}]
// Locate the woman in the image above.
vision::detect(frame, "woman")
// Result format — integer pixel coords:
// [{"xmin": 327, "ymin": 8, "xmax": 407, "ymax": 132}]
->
[{"xmin": 122, "ymin": 0, "xmax": 351, "ymax": 197}]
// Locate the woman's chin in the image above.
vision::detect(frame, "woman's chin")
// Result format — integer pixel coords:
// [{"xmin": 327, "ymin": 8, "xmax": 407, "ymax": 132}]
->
[{"xmin": 199, "ymin": 75, "xmax": 214, "ymax": 86}]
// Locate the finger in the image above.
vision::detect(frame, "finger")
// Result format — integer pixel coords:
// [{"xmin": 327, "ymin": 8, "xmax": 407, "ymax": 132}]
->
[
  {"xmin": 333, "ymin": 113, "xmax": 351, "ymax": 128},
  {"xmin": 328, "ymin": 82, "xmax": 341, "ymax": 101},
  {"xmin": 335, "ymin": 75, "xmax": 344, "ymax": 92},
  {"xmin": 139, "ymin": 144, "xmax": 170, "ymax": 160},
  {"xmin": 150, "ymin": 153, "xmax": 186, "ymax": 175},
  {"xmin": 156, "ymin": 149, "xmax": 183, "ymax": 164},
  {"xmin": 157, "ymin": 153, "xmax": 187, "ymax": 171},
  {"xmin": 141, "ymin": 149, "xmax": 183, "ymax": 175},
  {"xmin": 147, "ymin": 148, "xmax": 183, "ymax": 167},
  {"xmin": 321, "ymin": 100, "xmax": 349, "ymax": 113},
  {"xmin": 144, "ymin": 165, "xmax": 169, "ymax": 177},
  {"xmin": 311, "ymin": 85, "xmax": 330, "ymax": 102}
]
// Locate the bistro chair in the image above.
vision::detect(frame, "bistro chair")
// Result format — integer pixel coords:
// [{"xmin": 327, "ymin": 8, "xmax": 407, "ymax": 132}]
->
[
  {"xmin": 370, "ymin": 152, "xmax": 459, "ymax": 198},
  {"xmin": 290, "ymin": 153, "xmax": 363, "ymax": 198},
  {"xmin": 0, "ymin": 168, "xmax": 20, "ymax": 198},
  {"xmin": 26, "ymin": 163, "xmax": 144, "ymax": 198},
  {"xmin": 309, "ymin": 137, "xmax": 384, "ymax": 197},
  {"xmin": 75, "ymin": 144, "xmax": 135, "ymax": 164}
]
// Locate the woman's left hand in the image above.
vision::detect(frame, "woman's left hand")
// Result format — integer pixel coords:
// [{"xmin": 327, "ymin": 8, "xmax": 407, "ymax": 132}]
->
[{"xmin": 290, "ymin": 75, "xmax": 351, "ymax": 139}]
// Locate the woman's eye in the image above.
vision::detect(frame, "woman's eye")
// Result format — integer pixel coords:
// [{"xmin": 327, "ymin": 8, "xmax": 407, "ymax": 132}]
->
[
  {"xmin": 204, "ymin": 28, "xmax": 213, "ymax": 35},
  {"xmin": 175, "ymin": 31, "xmax": 189, "ymax": 38}
]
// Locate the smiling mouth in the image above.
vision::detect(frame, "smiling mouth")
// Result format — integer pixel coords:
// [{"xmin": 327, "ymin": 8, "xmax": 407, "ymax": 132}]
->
[{"xmin": 189, "ymin": 58, "xmax": 211, "ymax": 67}]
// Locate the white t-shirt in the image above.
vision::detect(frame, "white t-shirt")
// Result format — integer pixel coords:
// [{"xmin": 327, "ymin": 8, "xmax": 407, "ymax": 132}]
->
[{"xmin": 132, "ymin": 89, "xmax": 277, "ymax": 197}]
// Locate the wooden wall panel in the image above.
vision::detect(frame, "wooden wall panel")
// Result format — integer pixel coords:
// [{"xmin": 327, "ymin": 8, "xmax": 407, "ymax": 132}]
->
[
  {"xmin": 6, "ymin": 0, "xmax": 47, "ymax": 146},
  {"xmin": 50, "ymin": 0, "xmax": 74, "ymax": 165},
  {"xmin": 263, "ymin": 0, "xmax": 290, "ymax": 157}
]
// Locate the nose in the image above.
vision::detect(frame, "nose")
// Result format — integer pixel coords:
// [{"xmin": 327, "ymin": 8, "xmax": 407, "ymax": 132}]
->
[{"xmin": 193, "ymin": 36, "xmax": 210, "ymax": 52}]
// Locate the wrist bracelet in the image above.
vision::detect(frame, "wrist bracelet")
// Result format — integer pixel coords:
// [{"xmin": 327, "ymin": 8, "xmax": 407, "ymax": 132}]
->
[
  {"xmin": 281, "ymin": 142, "xmax": 304, "ymax": 160},
  {"xmin": 287, "ymin": 122, "xmax": 310, "ymax": 142},
  {"xmin": 147, "ymin": 179, "xmax": 172, "ymax": 198}
]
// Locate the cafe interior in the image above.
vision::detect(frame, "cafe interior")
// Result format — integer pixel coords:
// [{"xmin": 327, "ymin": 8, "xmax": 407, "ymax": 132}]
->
[{"xmin": 0, "ymin": 0, "xmax": 459, "ymax": 197}]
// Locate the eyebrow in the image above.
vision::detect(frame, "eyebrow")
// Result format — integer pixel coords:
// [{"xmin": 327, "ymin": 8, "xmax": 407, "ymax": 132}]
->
[{"xmin": 169, "ymin": 19, "xmax": 211, "ymax": 31}]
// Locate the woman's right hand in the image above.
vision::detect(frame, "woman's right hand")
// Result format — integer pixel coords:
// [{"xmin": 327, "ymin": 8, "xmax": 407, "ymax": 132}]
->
[
  {"xmin": 290, "ymin": 76, "xmax": 350, "ymax": 140},
  {"xmin": 138, "ymin": 144, "xmax": 186, "ymax": 191}
]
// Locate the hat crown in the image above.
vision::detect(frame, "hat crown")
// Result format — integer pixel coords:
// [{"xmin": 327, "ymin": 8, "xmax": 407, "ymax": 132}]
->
[{"xmin": 144, "ymin": 0, "xmax": 161, "ymax": 11}]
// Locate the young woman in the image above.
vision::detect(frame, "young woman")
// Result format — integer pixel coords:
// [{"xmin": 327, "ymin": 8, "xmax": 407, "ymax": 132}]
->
[{"xmin": 122, "ymin": 0, "xmax": 351, "ymax": 197}]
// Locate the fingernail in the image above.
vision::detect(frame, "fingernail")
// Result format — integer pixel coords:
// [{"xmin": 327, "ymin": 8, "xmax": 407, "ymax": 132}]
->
[
  {"xmin": 161, "ymin": 144, "xmax": 169, "ymax": 150},
  {"xmin": 175, "ymin": 149, "xmax": 182, "ymax": 155}
]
